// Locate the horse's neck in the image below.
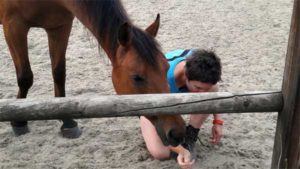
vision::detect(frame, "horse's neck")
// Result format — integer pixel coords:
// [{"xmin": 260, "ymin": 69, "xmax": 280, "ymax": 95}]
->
[{"xmin": 63, "ymin": 0, "xmax": 114, "ymax": 59}]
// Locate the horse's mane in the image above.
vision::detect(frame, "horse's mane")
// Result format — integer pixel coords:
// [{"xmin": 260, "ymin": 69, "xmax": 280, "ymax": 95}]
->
[{"xmin": 76, "ymin": 0, "xmax": 161, "ymax": 67}]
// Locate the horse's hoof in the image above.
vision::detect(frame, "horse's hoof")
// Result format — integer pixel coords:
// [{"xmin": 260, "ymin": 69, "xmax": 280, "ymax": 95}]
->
[
  {"xmin": 12, "ymin": 125, "xmax": 30, "ymax": 136},
  {"xmin": 60, "ymin": 125, "xmax": 82, "ymax": 139}
]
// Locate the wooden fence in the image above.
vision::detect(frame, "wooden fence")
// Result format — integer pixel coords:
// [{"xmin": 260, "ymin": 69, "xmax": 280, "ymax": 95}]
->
[{"xmin": 1, "ymin": 0, "xmax": 300, "ymax": 168}]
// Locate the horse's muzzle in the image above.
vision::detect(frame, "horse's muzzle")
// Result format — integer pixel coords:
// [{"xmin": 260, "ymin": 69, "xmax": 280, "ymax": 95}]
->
[{"xmin": 167, "ymin": 128, "xmax": 185, "ymax": 147}]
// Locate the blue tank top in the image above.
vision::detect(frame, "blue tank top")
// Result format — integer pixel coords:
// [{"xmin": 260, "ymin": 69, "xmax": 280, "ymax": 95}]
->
[{"xmin": 165, "ymin": 49, "xmax": 193, "ymax": 93}]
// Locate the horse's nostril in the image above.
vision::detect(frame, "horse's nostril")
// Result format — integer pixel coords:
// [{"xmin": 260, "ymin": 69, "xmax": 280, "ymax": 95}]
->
[{"xmin": 168, "ymin": 129, "xmax": 185, "ymax": 146}]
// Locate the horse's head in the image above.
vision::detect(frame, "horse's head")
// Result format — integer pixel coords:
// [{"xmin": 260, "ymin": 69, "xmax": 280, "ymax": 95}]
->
[{"xmin": 112, "ymin": 14, "xmax": 185, "ymax": 146}]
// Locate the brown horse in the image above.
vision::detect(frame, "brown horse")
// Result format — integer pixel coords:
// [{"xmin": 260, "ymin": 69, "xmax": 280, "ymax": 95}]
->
[{"xmin": 0, "ymin": 0, "xmax": 185, "ymax": 146}]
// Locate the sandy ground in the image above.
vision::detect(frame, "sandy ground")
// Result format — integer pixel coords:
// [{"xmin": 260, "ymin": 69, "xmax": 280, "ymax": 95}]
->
[{"xmin": 0, "ymin": 0, "xmax": 293, "ymax": 168}]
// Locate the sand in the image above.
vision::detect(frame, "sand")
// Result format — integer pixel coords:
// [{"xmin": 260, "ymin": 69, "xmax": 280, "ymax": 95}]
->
[{"xmin": 0, "ymin": 0, "xmax": 293, "ymax": 168}]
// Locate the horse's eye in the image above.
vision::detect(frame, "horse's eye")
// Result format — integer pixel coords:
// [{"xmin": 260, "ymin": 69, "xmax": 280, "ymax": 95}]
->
[{"xmin": 132, "ymin": 74, "xmax": 145, "ymax": 84}]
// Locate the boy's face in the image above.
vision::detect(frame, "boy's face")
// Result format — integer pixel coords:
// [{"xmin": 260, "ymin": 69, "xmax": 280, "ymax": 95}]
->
[{"xmin": 186, "ymin": 79, "xmax": 214, "ymax": 92}]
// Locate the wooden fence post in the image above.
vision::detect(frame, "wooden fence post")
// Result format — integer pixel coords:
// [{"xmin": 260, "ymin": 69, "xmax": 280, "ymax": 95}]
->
[{"xmin": 271, "ymin": 0, "xmax": 300, "ymax": 168}]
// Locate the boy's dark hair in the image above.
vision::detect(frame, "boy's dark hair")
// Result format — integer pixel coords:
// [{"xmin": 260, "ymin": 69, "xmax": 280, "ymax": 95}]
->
[{"xmin": 185, "ymin": 49, "xmax": 222, "ymax": 84}]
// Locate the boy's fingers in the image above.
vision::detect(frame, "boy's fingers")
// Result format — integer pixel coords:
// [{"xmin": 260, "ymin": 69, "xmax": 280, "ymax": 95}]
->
[
  {"xmin": 216, "ymin": 135, "xmax": 220, "ymax": 143},
  {"xmin": 177, "ymin": 154, "xmax": 184, "ymax": 165}
]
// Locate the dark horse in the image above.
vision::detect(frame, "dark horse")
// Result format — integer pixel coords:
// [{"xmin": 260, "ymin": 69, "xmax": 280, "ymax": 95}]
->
[{"xmin": 0, "ymin": 0, "xmax": 185, "ymax": 146}]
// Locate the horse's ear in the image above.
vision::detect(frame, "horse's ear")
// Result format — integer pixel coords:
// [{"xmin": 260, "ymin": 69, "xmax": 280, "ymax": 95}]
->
[
  {"xmin": 145, "ymin": 14, "xmax": 160, "ymax": 37},
  {"xmin": 118, "ymin": 22, "xmax": 132, "ymax": 47}
]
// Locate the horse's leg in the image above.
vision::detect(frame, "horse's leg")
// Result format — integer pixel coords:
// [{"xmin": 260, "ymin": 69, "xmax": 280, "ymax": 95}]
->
[
  {"xmin": 46, "ymin": 21, "xmax": 81, "ymax": 139},
  {"xmin": 3, "ymin": 19, "xmax": 32, "ymax": 136}
]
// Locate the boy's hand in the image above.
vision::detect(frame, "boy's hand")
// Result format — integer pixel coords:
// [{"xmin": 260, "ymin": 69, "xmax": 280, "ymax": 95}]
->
[
  {"xmin": 210, "ymin": 124, "xmax": 222, "ymax": 144},
  {"xmin": 177, "ymin": 148, "xmax": 195, "ymax": 169}
]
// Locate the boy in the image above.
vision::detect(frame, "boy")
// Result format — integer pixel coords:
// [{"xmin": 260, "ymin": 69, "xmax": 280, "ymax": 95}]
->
[{"xmin": 140, "ymin": 49, "xmax": 223, "ymax": 169}]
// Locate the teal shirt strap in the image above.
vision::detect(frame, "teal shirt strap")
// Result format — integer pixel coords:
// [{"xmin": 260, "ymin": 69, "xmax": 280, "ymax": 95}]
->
[{"xmin": 165, "ymin": 49, "xmax": 193, "ymax": 93}]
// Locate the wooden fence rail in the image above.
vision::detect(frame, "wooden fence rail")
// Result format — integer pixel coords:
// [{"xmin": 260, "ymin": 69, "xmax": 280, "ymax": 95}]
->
[{"xmin": 0, "ymin": 91, "xmax": 282, "ymax": 122}]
